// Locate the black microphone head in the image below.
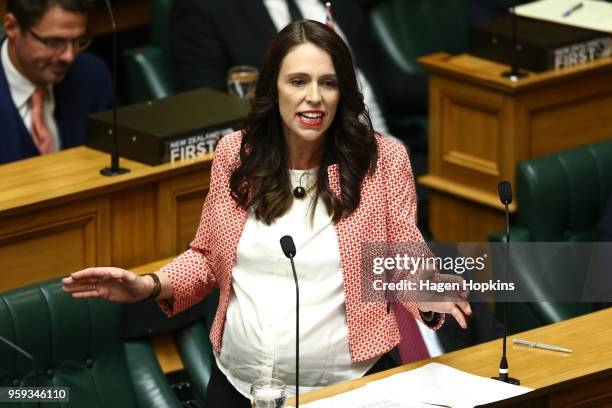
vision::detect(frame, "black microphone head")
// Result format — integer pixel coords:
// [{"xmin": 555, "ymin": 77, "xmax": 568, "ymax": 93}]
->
[
  {"xmin": 280, "ymin": 235, "xmax": 296, "ymax": 258},
  {"xmin": 498, "ymin": 181, "xmax": 513, "ymax": 205}
]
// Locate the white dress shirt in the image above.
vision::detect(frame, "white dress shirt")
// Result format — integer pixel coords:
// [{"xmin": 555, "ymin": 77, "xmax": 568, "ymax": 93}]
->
[
  {"xmin": 1, "ymin": 40, "xmax": 60, "ymax": 151},
  {"xmin": 263, "ymin": 0, "xmax": 390, "ymax": 136},
  {"xmin": 215, "ymin": 169, "xmax": 378, "ymax": 398}
]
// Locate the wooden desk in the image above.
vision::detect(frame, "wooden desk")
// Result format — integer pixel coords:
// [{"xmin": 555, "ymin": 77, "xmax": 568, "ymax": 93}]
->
[
  {"xmin": 418, "ymin": 53, "xmax": 612, "ymax": 242},
  {"xmin": 0, "ymin": 147, "xmax": 212, "ymax": 292},
  {"xmin": 291, "ymin": 308, "xmax": 612, "ymax": 407}
]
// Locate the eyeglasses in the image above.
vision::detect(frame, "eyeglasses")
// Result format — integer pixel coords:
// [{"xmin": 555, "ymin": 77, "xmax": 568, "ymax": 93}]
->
[{"xmin": 28, "ymin": 29, "xmax": 93, "ymax": 53}]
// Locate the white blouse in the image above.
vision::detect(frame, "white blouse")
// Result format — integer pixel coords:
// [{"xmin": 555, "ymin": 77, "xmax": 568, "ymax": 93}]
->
[{"xmin": 215, "ymin": 169, "xmax": 378, "ymax": 398}]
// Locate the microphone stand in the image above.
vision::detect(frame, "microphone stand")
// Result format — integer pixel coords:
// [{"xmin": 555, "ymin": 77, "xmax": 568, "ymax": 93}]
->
[
  {"xmin": 0, "ymin": 335, "xmax": 42, "ymax": 408},
  {"xmin": 100, "ymin": 0, "xmax": 129, "ymax": 176},
  {"xmin": 492, "ymin": 182, "xmax": 520, "ymax": 385},
  {"xmin": 288, "ymin": 253, "xmax": 300, "ymax": 407},
  {"xmin": 501, "ymin": 6, "xmax": 528, "ymax": 82},
  {"xmin": 280, "ymin": 236, "xmax": 300, "ymax": 407}
]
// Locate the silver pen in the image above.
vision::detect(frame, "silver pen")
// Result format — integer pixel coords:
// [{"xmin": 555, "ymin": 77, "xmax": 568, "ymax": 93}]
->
[{"xmin": 513, "ymin": 338, "xmax": 572, "ymax": 353}]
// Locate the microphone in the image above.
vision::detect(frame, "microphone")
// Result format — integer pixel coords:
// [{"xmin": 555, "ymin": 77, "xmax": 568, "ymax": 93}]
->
[
  {"xmin": 498, "ymin": 180, "xmax": 513, "ymax": 205},
  {"xmin": 492, "ymin": 181, "xmax": 520, "ymax": 385},
  {"xmin": 280, "ymin": 235, "xmax": 299, "ymax": 407},
  {"xmin": 0, "ymin": 335, "xmax": 42, "ymax": 408},
  {"xmin": 100, "ymin": 0, "xmax": 130, "ymax": 177},
  {"xmin": 498, "ymin": 180, "xmax": 513, "ymax": 243}
]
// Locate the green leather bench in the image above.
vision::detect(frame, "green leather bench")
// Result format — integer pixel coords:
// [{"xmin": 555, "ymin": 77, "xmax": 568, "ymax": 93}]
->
[
  {"xmin": 490, "ymin": 140, "xmax": 612, "ymax": 333},
  {"xmin": 0, "ymin": 278, "xmax": 182, "ymax": 407}
]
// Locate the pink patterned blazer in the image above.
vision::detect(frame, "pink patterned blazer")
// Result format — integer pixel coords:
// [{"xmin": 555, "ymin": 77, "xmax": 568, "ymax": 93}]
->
[{"xmin": 159, "ymin": 131, "xmax": 443, "ymax": 362}]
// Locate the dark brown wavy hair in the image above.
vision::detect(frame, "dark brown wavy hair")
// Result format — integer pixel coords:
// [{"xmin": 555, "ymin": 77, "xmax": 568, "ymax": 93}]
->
[{"xmin": 230, "ymin": 20, "xmax": 378, "ymax": 224}]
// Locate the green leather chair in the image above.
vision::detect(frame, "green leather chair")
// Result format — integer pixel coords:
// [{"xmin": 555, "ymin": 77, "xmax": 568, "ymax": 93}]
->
[
  {"xmin": 490, "ymin": 140, "xmax": 612, "ymax": 333},
  {"xmin": 368, "ymin": 0, "xmax": 469, "ymax": 132},
  {"xmin": 0, "ymin": 278, "xmax": 182, "ymax": 408},
  {"xmin": 123, "ymin": 0, "xmax": 174, "ymax": 103},
  {"xmin": 173, "ymin": 288, "xmax": 219, "ymax": 405}
]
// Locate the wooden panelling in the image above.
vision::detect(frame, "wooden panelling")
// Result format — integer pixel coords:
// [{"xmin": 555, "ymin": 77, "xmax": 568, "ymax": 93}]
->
[
  {"xmin": 0, "ymin": 198, "xmax": 110, "ymax": 292},
  {"xmin": 529, "ymin": 92, "xmax": 612, "ymax": 157},
  {"xmin": 175, "ymin": 190, "xmax": 208, "ymax": 252},
  {"xmin": 442, "ymin": 98, "xmax": 501, "ymax": 176},
  {"xmin": 110, "ymin": 185, "xmax": 157, "ymax": 268},
  {"xmin": 157, "ymin": 170, "xmax": 211, "ymax": 258},
  {"xmin": 430, "ymin": 75, "xmax": 510, "ymax": 199},
  {"xmin": 0, "ymin": 147, "xmax": 213, "ymax": 292},
  {"xmin": 428, "ymin": 190, "xmax": 506, "ymax": 243},
  {"xmin": 550, "ymin": 376, "xmax": 612, "ymax": 407},
  {"xmin": 419, "ymin": 53, "xmax": 612, "ymax": 242}
]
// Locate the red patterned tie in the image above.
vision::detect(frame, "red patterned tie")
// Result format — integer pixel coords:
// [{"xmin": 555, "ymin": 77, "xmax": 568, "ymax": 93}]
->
[
  {"xmin": 30, "ymin": 86, "xmax": 54, "ymax": 154},
  {"xmin": 393, "ymin": 303, "xmax": 431, "ymax": 364}
]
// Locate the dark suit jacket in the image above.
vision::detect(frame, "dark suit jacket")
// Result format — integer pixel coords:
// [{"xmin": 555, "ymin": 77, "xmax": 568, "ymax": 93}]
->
[
  {"xmin": 584, "ymin": 193, "xmax": 612, "ymax": 310},
  {"xmin": 170, "ymin": 0, "xmax": 426, "ymax": 116},
  {"xmin": 0, "ymin": 39, "xmax": 112, "ymax": 164},
  {"xmin": 436, "ymin": 301, "xmax": 503, "ymax": 353},
  {"xmin": 599, "ymin": 193, "xmax": 612, "ymax": 242}
]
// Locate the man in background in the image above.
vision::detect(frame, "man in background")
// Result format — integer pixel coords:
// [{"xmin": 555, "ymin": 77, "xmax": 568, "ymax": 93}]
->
[{"xmin": 0, "ymin": 0, "xmax": 112, "ymax": 164}]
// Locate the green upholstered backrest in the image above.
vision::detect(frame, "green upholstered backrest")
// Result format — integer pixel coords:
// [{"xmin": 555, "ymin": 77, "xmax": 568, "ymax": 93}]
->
[
  {"xmin": 150, "ymin": 0, "xmax": 173, "ymax": 77},
  {"xmin": 0, "ymin": 279, "xmax": 180, "ymax": 407},
  {"xmin": 123, "ymin": 0, "xmax": 174, "ymax": 103},
  {"xmin": 516, "ymin": 140, "xmax": 612, "ymax": 242},
  {"xmin": 370, "ymin": 0, "xmax": 469, "ymax": 74},
  {"xmin": 173, "ymin": 289, "xmax": 219, "ymax": 405},
  {"xmin": 499, "ymin": 140, "xmax": 612, "ymax": 333}
]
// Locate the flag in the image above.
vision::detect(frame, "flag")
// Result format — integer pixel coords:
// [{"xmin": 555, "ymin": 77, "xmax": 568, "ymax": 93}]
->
[{"xmin": 325, "ymin": 2, "xmax": 334, "ymax": 30}]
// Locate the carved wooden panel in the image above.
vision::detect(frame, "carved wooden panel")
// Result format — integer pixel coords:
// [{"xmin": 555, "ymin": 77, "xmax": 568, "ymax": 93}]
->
[
  {"xmin": 110, "ymin": 185, "xmax": 157, "ymax": 269},
  {"xmin": 529, "ymin": 92, "xmax": 612, "ymax": 158},
  {"xmin": 430, "ymin": 76, "xmax": 508, "ymax": 198},
  {"xmin": 157, "ymin": 169, "xmax": 211, "ymax": 258},
  {"xmin": 0, "ymin": 198, "xmax": 110, "ymax": 292},
  {"xmin": 429, "ymin": 191, "xmax": 506, "ymax": 243}
]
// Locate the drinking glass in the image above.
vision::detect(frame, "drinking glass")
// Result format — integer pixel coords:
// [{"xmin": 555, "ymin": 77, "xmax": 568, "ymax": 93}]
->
[
  {"xmin": 250, "ymin": 377, "xmax": 287, "ymax": 408},
  {"xmin": 227, "ymin": 65, "xmax": 259, "ymax": 99}
]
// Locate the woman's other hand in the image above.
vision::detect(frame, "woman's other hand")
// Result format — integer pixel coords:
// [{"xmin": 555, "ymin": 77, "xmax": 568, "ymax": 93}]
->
[{"xmin": 62, "ymin": 267, "xmax": 153, "ymax": 303}]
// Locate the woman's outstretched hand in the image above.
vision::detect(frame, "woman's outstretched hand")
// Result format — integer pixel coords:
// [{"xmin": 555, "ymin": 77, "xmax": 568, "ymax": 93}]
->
[{"xmin": 62, "ymin": 267, "xmax": 153, "ymax": 303}]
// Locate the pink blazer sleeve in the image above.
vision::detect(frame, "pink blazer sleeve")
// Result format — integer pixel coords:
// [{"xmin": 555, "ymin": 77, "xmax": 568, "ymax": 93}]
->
[
  {"xmin": 157, "ymin": 137, "xmax": 235, "ymax": 316},
  {"xmin": 382, "ymin": 139, "xmax": 445, "ymax": 329}
]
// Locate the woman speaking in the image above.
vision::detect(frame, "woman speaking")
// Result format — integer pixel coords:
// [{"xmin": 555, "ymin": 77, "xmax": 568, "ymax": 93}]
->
[{"xmin": 63, "ymin": 20, "xmax": 470, "ymax": 407}]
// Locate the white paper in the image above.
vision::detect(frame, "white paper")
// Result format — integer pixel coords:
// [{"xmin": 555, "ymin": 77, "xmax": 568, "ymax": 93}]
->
[
  {"xmin": 293, "ymin": 363, "xmax": 532, "ymax": 408},
  {"xmin": 366, "ymin": 363, "xmax": 532, "ymax": 408},
  {"xmin": 515, "ymin": 0, "xmax": 612, "ymax": 33},
  {"xmin": 295, "ymin": 385, "xmax": 432, "ymax": 407}
]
